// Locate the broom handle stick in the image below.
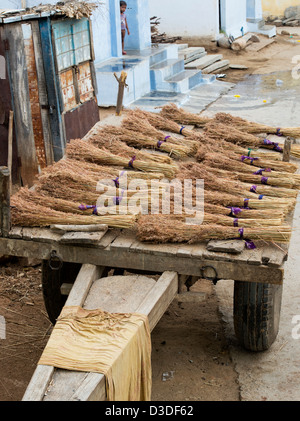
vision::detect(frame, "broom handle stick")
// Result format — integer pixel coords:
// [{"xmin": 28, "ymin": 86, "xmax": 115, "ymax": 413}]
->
[
  {"xmin": 283, "ymin": 137, "xmax": 292, "ymax": 162},
  {"xmin": 114, "ymin": 71, "xmax": 128, "ymax": 116}
]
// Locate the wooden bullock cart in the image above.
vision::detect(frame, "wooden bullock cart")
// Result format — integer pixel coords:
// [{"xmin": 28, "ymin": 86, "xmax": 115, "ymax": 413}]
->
[{"xmin": 0, "ymin": 166, "xmax": 288, "ymax": 400}]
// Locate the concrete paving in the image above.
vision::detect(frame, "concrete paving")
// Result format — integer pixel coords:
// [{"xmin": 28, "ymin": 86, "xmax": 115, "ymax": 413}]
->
[{"xmin": 205, "ymin": 71, "xmax": 300, "ymax": 401}]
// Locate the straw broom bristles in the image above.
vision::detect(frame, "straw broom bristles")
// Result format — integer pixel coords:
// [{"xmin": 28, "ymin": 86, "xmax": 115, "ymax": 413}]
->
[
  {"xmin": 203, "ymin": 190, "xmax": 294, "ymax": 212},
  {"xmin": 203, "ymin": 152, "xmax": 300, "ymax": 184},
  {"xmin": 214, "ymin": 112, "xmax": 300, "ymax": 139},
  {"xmin": 66, "ymin": 139, "xmax": 178, "ymax": 179},
  {"xmin": 91, "ymin": 126, "xmax": 193, "ymax": 159},
  {"xmin": 178, "ymin": 162, "xmax": 298, "ymax": 202},
  {"xmin": 87, "ymin": 132, "xmax": 173, "ymax": 165},
  {"xmin": 159, "ymin": 103, "xmax": 211, "ymax": 127},
  {"xmin": 14, "ymin": 188, "xmax": 96, "ymax": 215},
  {"xmin": 197, "ymin": 141, "xmax": 298, "ymax": 173},
  {"xmin": 127, "ymin": 109, "xmax": 196, "ymax": 138},
  {"xmin": 11, "ymin": 195, "xmax": 137, "ymax": 229},
  {"xmin": 203, "ymin": 202, "xmax": 285, "ymax": 220},
  {"xmin": 136, "ymin": 215, "xmax": 291, "ymax": 244},
  {"xmin": 206, "ymin": 117, "xmax": 300, "ymax": 157},
  {"xmin": 204, "ymin": 162, "xmax": 296, "ymax": 189},
  {"xmin": 121, "ymin": 114, "xmax": 199, "ymax": 152},
  {"xmin": 204, "ymin": 121, "xmax": 263, "ymax": 147},
  {"xmin": 57, "ymin": 158, "xmax": 165, "ymax": 182}
]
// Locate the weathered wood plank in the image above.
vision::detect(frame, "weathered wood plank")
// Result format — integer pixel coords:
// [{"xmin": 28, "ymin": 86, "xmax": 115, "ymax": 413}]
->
[
  {"xmin": 23, "ymin": 264, "xmax": 106, "ymax": 401},
  {"xmin": 22, "ymin": 365, "xmax": 55, "ymax": 401},
  {"xmin": 0, "ymin": 237, "xmax": 284, "ymax": 284},
  {"xmin": 207, "ymin": 240, "xmax": 245, "ymax": 254},
  {"xmin": 34, "ymin": 270, "xmax": 177, "ymax": 401},
  {"xmin": 65, "ymin": 264, "xmax": 106, "ymax": 307},
  {"xmin": 136, "ymin": 271, "xmax": 178, "ymax": 331},
  {"xmin": 50, "ymin": 224, "xmax": 108, "ymax": 234},
  {"xmin": 22, "ymin": 227, "xmax": 62, "ymax": 243},
  {"xmin": 31, "ymin": 20, "xmax": 54, "ymax": 167},
  {"xmin": 59, "ymin": 231, "xmax": 108, "ymax": 245},
  {"xmin": 4, "ymin": 23, "xmax": 38, "ymax": 186},
  {"xmin": 39, "ymin": 18, "xmax": 65, "ymax": 162}
]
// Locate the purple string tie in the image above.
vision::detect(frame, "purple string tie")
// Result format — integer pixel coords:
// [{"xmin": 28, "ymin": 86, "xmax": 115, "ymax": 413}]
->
[
  {"xmin": 113, "ymin": 190, "xmax": 125, "ymax": 206},
  {"xmin": 234, "ymin": 218, "xmax": 239, "ymax": 227},
  {"xmin": 241, "ymin": 155, "xmax": 259, "ymax": 165},
  {"xmin": 164, "ymin": 136, "xmax": 171, "ymax": 141},
  {"xmin": 259, "ymin": 194, "xmax": 264, "ymax": 200},
  {"xmin": 261, "ymin": 177, "xmax": 268, "ymax": 185},
  {"xmin": 244, "ymin": 198, "xmax": 250, "ymax": 209},
  {"xmin": 253, "ymin": 168, "xmax": 271, "ymax": 176},
  {"xmin": 228, "ymin": 207, "xmax": 242, "ymax": 217},
  {"xmin": 113, "ymin": 170, "xmax": 125, "ymax": 188},
  {"xmin": 113, "ymin": 177, "xmax": 120, "ymax": 188},
  {"xmin": 180, "ymin": 126, "xmax": 185, "ymax": 135},
  {"xmin": 250, "ymin": 185, "xmax": 257, "ymax": 193},
  {"xmin": 128, "ymin": 156, "xmax": 136, "ymax": 168},
  {"xmin": 263, "ymin": 138, "xmax": 283, "ymax": 152},
  {"xmin": 157, "ymin": 140, "xmax": 163, "ymax": 148},
  {"xmin": 79, "ymin": 204, "xmax": 96, "ymax": 211},
  {"xmin": 92, "ymin": 206, "xmax": 98, "ymax": 215},
  {"xmin": 238, "ymin": 228, "xmax": 257, "ymax": 250},
  {"xmin": 276, "ymin": 128, "xmax": 283, "ymax": 137}
]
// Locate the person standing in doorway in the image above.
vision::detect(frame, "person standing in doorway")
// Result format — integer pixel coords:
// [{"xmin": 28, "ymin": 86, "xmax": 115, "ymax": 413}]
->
[{"xmin": 120, "ymin": 1, "xmax": 130, "ymax": 55}]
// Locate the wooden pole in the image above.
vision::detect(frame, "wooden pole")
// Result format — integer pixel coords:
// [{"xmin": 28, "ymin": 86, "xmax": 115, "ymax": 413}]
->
[
  {"xmin": 7, "ymin": 110, "xmax": 14, "ymax": 196},
  {"xmin": 0, "ymin": 167, "xmax": 11, "ymax": 238},
  {"xmin": 114, "ymin": 71, "xmax": 128, "ymax": 116},
  {"xmin": 283, "ymin": 137, "xmax": 292, "ymax": 162}
]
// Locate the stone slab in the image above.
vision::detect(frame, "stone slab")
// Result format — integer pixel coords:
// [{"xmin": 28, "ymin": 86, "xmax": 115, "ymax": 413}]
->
[{"xmin": 185, "ymin": 54, "xmax": 223, "ymax": 70}]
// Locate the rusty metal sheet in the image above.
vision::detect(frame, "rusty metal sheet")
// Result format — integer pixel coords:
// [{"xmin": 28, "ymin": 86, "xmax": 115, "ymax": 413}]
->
[
  {"xmin": 59, "ymin": 68, "xmax": 77, "ymax": 112},
  {"xmin": 64, "ymin": 98, "xmax": 99, "ymax": 142},
  {"xmin": 77, "ymin": 61, "xmax": 94, "ymax": 103}
]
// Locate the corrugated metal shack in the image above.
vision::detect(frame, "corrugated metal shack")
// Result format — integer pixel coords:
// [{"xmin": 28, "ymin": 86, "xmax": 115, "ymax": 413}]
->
[{"xmin": 0, "ymin": 2, "xmax": 99, "ymax": 187}]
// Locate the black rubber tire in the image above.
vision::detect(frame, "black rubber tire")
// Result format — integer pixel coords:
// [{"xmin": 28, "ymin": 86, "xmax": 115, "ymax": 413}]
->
[
  {"xmin": 234, "ymin": 281, "xmax": 283, "ymax": 352},
  {"xmin": 42, "ymin": 260, "xmax": 82, "ymax": 324}
]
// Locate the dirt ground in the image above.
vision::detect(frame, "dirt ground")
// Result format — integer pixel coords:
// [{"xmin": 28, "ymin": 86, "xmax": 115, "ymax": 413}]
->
[{"xmin": 0, "ymin": 28, "xmax": 299, "ymax": 402}]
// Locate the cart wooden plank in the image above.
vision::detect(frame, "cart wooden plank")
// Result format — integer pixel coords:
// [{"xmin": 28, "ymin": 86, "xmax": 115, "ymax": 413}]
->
[
  {"xmin": 0, "ymin": 229, "xmax": 285, "ymax": 284},
  {"xmin": 23, "ymin": 267, "xmax": 178, "ymax": 401}
]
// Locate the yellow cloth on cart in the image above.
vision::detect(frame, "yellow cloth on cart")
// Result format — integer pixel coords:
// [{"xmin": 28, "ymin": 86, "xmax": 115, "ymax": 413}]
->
[{"xmin": 39, "ymin": 306, "xmax": 152, "ymax": 401}]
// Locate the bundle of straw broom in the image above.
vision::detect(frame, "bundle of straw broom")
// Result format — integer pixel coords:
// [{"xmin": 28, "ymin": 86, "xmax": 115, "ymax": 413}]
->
[
  {"xmin": 66, "ymin": 139, "xmax": 178, "ymax": 179},
  {"xmin": 159, "ymin": 103, "xmax": 211, "ymax": 127},
  {"xmin": 122, "ymin": 114, "xmax": 199, "ymax": 152},
  {"xmin": 11, "ymin": 193, "xmax": 137, "ymax": 229},
  {"xmin": 91, "ymin": 126, "xmax": 193, "ymax": 159},
  {"xmin": 203, "ymin": 159, "xmax": 296, "ymax": 189},
  {"xmin": 136, "ymin": 215, "xmax": 291, "ymax": 244},
  {"xmin": 214, "ymin": 112, "xmax": 300, "ymax": 139},
  {"xmin": 159, "ymin": 105, "xmax": 300, "ymax": 156},
  {"xmin": 202, "ymin": 152, "xmax": 300, "ymax": 186}
]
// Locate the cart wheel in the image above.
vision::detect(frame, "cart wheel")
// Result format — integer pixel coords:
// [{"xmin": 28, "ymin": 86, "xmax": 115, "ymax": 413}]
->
[
  {"xmin": 234, "ymin": 281, "xmax": 283, "ymax": 352},
  {"xmin": 42, "ymin": 260, "xmax": 82, "ymax": 324}
]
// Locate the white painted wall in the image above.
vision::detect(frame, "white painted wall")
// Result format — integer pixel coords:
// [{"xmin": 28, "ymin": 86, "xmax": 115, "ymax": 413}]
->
[
  {"xmin": 220, "ymin": 0, "xmax": 248, "ymax": 38},
  {"xmin": 149, "ymin": 0, "xmax": 252, "ymax": 40},
  {"xmin": 149, "ymin": 0, "xmax": 220, "ymax": 39}
]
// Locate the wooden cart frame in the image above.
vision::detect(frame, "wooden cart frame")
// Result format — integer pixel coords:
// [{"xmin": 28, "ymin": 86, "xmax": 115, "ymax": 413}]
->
[{"xmin": 0, "ymin": 166, "xmax": 289, "ymax": 399}]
